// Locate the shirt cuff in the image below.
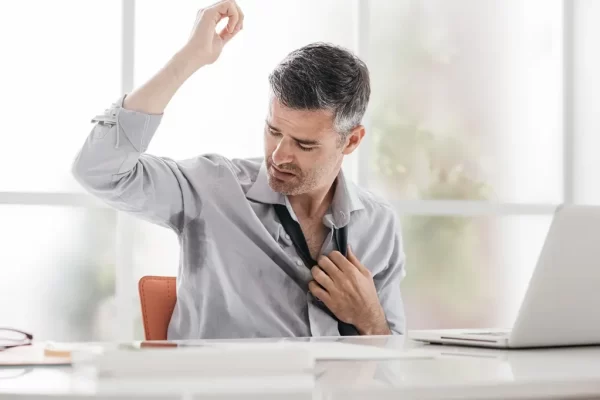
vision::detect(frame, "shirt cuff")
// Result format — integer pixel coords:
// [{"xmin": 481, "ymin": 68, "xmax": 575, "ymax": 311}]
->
[{"xmin": 91, "ymin": 94, "xmax": 163, "ymax": 152}]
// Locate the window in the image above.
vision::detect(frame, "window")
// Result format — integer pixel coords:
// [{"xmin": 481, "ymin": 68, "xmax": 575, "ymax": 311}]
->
[
  {"xmin": 399, "ymin": 215, "xmax": 551, "ymax": 328},
  {"xmin": 0, "ymin": 206, "xmax": 116, "ymax": 341},
  {"xmin": 573, "ymin": 0, "xmax": 600, "ymax": 205},
  {"xmin": 368, "ymin": 0, "xmax": 563, "ymax": 328},
  {"xmin": 0, "ymin": 0, "xmax": 121, "ymax": 192},
  {"xmin": 368, "ymin": 0, "xmax": 563, "ymax": 203}
]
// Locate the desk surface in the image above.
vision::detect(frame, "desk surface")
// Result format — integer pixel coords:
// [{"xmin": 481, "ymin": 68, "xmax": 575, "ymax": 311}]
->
[{"xmin": 1, "ymin": 336, "xmax": 600, "ymax": 399}]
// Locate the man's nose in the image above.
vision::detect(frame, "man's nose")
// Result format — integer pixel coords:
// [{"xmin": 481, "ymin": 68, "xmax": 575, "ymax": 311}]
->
[{"xmin": 272, "ymin": 139, "xmax": 294, "ymax": 165}]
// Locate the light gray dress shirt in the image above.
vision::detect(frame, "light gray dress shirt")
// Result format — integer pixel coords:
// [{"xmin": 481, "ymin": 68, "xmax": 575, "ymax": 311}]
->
[{"xmin": 72, "ymin": 95, "xmax": 407, "ymax": 339}]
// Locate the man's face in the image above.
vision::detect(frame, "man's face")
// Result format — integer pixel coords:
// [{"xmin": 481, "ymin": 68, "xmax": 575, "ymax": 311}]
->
[{"xmin": 264, "ymin": 99, "xmax": 345, "ymax": 196}]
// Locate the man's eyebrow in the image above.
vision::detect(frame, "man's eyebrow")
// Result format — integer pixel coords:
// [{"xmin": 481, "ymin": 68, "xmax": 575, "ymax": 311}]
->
[
  {"xmin": 265, "ymin": 121, "xmax": 321, "ymax": 146},
  {"xmin": 265, "ymin": 121, "xmax": 281, "ymax": 132}
]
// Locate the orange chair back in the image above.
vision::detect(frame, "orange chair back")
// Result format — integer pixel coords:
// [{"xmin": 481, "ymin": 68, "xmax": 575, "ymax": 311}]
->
[{"xmin": 138, "ymin": 276, "xmax": 177, "ymax": 340}]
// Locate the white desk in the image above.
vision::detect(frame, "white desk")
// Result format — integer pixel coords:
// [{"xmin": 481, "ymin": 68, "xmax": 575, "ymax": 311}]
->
[{"xmin": 1, "ymin": 336, "xmax": 600, "ymax": 399}]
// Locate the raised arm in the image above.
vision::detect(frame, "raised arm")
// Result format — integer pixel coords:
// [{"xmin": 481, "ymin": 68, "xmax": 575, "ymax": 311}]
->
[{"xmin": 72, "ymin": 0, "xmax": 244, "ymax": 233}]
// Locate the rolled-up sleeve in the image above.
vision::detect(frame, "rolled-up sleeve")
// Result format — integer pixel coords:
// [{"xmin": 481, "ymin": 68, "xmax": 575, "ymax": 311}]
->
[{"xmin": 72, "ymin": 95, "xmax": 215, "ymax": 234}]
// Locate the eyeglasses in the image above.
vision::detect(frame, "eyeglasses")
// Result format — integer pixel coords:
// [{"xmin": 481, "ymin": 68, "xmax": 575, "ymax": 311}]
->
[{"xmin": 0, "ymin": 328, "xmax": 33, "ymax": 351}]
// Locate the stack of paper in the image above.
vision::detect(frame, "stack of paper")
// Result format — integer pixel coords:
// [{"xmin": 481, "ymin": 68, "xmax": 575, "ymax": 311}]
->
[{"xmin": 74, "ymin": 344, "xmax": 314, "ymax": 378}]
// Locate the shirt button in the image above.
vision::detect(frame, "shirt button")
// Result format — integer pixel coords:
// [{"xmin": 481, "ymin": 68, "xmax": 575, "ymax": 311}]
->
[
  {"xmin": 285, "ymin": 234, "xmax": 291, "ymax": 240},
  {"xmin": 295, "ymin": 258, "xmax": 304, "ymax": 267},
  {"xmin": 339, "ymin": 211, "xmax": 346, "ymax": 218}
]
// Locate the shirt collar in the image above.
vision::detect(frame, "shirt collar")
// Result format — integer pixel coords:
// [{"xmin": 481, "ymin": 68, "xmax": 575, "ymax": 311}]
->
[
  {"xmin": 329, "ymin": 168, "xmax": 365, "ymax": 227},
  {"xmin": 246, "ymin": 162, "xmax": 286, "ymax": 206},
  {"xmin": 246, "ymin": 161, "xmax": 364, "ymax": 227}
]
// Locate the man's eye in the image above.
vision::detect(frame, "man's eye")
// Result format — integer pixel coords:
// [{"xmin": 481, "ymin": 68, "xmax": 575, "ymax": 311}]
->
[
  {"xmin": 268, "ymin": 129, "xmax": 281, "ymax": 136},
  {"xmin": 298, "ymin": 143, "xmax": 315, "ymax": 152}
]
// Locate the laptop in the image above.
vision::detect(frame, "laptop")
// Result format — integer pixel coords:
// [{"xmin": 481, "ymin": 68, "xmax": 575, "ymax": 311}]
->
[{"xmin": 409, "ymin": 204, "xmax": 600, "ymax": 349}]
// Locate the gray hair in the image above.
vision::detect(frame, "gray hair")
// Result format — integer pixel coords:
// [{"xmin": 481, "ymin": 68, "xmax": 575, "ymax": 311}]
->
[{"xmin": 268, "ymin": 42, "xmax": 371, "ymax": 138}]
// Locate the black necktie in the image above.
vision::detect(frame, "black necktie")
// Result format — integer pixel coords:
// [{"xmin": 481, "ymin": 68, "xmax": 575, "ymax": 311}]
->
[{"xmin": 273, "ymin": 204, "xmax": 358, "ymax": 336}]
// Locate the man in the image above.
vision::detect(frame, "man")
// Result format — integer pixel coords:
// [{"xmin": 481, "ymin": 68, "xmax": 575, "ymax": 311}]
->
[{"xmin": 73, "ymin": 0, "xmax": 406, "ymax": 339}]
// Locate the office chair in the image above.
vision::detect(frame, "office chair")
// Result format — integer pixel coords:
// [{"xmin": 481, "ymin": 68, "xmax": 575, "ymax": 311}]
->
[{"xmin": 138, "ymin": 276, "xmax": 177, "ymax": 340}]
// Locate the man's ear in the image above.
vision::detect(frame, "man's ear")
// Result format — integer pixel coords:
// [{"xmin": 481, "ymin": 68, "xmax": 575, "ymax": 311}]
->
[{"xmin": 342, "ymin": 125, "xmax": 366, "ymax": 155}]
